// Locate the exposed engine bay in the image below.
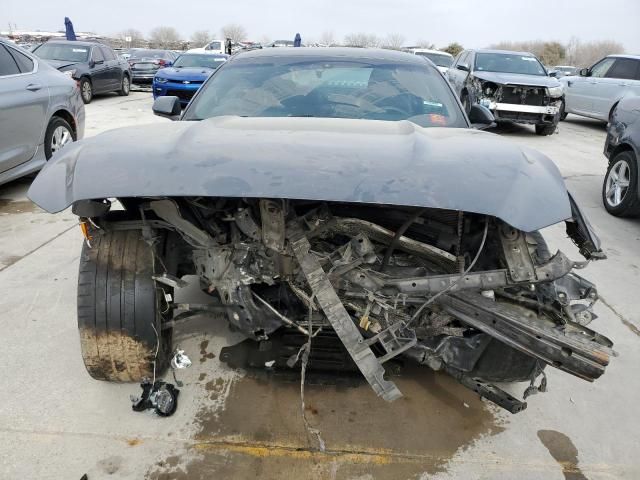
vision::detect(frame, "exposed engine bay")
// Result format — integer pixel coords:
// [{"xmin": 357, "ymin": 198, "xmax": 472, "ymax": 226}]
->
[
  {"xmin": 471, "ymin": 79, "xmax": 562, "ymax": 125},
  {"xmin": 81, "ymin": 196, "xmax": 614, "ymax": 413}
]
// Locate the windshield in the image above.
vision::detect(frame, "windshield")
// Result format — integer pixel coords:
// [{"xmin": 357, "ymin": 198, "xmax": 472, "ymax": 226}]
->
[
  {"xmin": 475, "ymin": 53, "xmax": 546, "ymax": 76},
  {"xmin": 205, "ymin": 41, "xmax": 222, "ymax": 50},
  {"xmin": 129, "ymin": 49, "xmax": 170, "ymax": 60},
  {"xmin": 415, "ymin": 52, "xmax": 453, "ymax": 67},
  {"xmin": 173, "ymin": 54, "xmax": 227, "ymax": 69},
  {"xmin": 185, "ymin": 57, "xmax": 465, "ymax": 128},
  {"xmin": 34, "ymin": 43, "xmax": 89, "ymax": 62}
]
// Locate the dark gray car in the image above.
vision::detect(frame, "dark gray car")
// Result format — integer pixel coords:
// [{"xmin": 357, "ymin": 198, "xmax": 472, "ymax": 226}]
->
[
  {"xmin": 447, "ymin": 49, "xmax": 564, "ymax": 135},
  {"xmin": 29, "ymin": 48, "xmax": 612, "ymax": 413},
  {"xmin": 0, "ymin": 39, "xmax": 84, "ymax": 186}
]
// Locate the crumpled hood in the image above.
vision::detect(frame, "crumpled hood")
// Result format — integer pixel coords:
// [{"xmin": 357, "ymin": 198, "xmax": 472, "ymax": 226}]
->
[
  {"xmin": 473, "ymin": 71, "xmax": 560, "ymax": 88},
  {"xmin": 155, "ymin": 66, "xmax": 216, "ymax": 81},
  {"xmin": 44, "ymin": 59, "xmax": 80, "ymax": 70},
  {"xmin": 28, "ymin": 116, "xmax": 571, "ymax": 232}
]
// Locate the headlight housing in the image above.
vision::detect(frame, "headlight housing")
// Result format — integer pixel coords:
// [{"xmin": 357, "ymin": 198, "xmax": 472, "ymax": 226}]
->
[
  {"xmin": 547, "ymin": 86, "xmax": 563, "ymax": 98},
  {"xmin": 63, "ymin": 69, "xmax": 77, "ymax": 78},
  {"xmin": 154, "ymin": 77, "xmax": 169, "ymax": 84}
]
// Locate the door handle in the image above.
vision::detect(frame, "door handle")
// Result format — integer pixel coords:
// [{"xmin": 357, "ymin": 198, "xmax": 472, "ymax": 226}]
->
[
  {"xmin": 26, "ymin": 83, "xmax": 43, "ymax": 91},
  {"xmin": 618, "ymin": 83, "xmax": 629, "ymax": 87}
]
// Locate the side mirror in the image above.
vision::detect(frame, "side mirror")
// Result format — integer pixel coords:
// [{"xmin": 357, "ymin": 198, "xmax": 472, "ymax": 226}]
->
[
  {"xmin": 548, "ymin": 70, "xmax": 558, "ymax": 77},
  {"xmin": 456, "ymin": 63, "xmax": 470, "ymax": 72},
  {"xmin": 165, "ymin": 61, "xmax": 173, "ymax": 67},
  {"xmin": 153, "ymin": 96, "xmax": 181, "ymax": 120},
  {"xmin": 579, "ymin": 67, "xmax": 589, "ymax": 77},
  {"xmin": 468, "ymin": 104, "xmax": 495, "ymax": 130}
]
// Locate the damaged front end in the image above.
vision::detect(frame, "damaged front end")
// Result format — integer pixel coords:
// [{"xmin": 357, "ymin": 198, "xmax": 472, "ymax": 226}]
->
[
  {"xmin": 81, "ymin": 195, "xmax": 613, "ymax": 413},
  {"xmin": 471, "ymin": 76, "xmax": 563, "ymax": 126}
]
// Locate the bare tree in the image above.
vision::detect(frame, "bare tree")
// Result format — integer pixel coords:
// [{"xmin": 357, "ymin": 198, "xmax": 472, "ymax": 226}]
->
[
  {"xmin": 572, "ymin": 40, "xmax": 624, "ymax": 67},
  {"xmin": 343, "ymin": 32, "xmax": 381, "ymax": 48},
  {"xmin": 149, "ymin": 26, "xmax": 181, "ymax": 49},
  {"xmin": 443, "ymin": 42, "xmax": 463, "ymax": 57},
  {"xmin": 319, "ymin": 30, "xmax": 336, "ymax": 46},
  {"xmin": 190, "ymin": 30, "xmax": 211, "ymax": 47},
  {"xmin": 383, "ymin": 33, "xmax": 405, "ymax": 50},
  {"xmin": 489, "ymin": 38, "xmax": 624, "ymax": 67},
  {"xmin": 415, "ymin": 39, "xmax": 435, "ymax": 49},
  {"xmin": 116, "ymin": 28, "xmax": 145, "ymax": 48},
  {"xmin": 221, "ymin": 24, "xmax": 247, "ymax": 43}
]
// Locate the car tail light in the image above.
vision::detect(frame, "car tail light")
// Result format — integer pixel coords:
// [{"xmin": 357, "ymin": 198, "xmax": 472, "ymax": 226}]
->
[{"xmin": 156, "ymin": 59, "xmax": 166, "ymax": 67}]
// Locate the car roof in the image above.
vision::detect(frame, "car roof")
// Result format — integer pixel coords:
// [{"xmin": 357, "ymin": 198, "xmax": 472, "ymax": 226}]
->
[
  {"xmin": 410, "ymin": 48, "xmax": 453, "ymax": 57},
  {"xmin": 473, "ymin": 48, "xmax": 537, "ymax": 56},
  {"xmin": 43, "ymin": 39, "xmax": 102, "ymax": 47},
  {"xmin": 233, "ymin": 47, "xmax": 430, "ymax": 65},
  {"xmin": 605, "ymin": 54, "xmax": 640, "ymax": 60}
]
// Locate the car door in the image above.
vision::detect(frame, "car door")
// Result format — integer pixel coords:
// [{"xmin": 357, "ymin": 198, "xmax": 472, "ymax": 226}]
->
[
  {"xmin": 593, "ymin": 58, "xmax": 640, "ymax": 119},
  {"xmin": 89, "ymin": 46, "xmax": 109, "ymax": 92},
  {"xmin": 0, "ymin": 43, "xmax": 49, "ymax": 174},
  {"xmin": 447, "ymin": 51, "xmax": 471, "ymax": 97},
  {"xmin": 565, "ymin": 57, "xmax": 615, "ymax": 117},
  {"xmin": 99, "ymin": 45, "xmax": 119, "ymax": 89}
]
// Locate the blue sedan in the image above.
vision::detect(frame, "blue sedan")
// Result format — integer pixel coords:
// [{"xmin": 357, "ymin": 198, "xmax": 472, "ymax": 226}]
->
[{"xmin": 153, "ymin": 53, "xmax": 228, "ymax": 106}]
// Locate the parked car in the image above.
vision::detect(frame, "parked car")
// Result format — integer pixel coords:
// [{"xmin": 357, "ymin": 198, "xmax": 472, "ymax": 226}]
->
[
  {"xmin": 602, "ymin": 96, "xmax": 640, "ymax": 217},
  {"xmin": 553, "ymin": 65, "xmax": 577, "ymax": 77},
  {"xmin": 29, "ymin": 48, "xmax": 612, "ymax": 413},
  {"xmin": 32, "ymin": 40, "xmax": 131, "ymax": 104},
  {"xmin": 0, "ymin": 38, "xmax": 84, "ymax": 186},
  {"xmin": 447, "ymin": 49, "xmax": 563, "ymax": 135},
  {"xmin": 406, "ymin": 48, "xmax": 454, "ymax": 74},
  {"xmin": 153, "ymin": 53, "xmax": 228, "ymax": 107},
  {"xmin": 188, "ymin": 40, "xmax": 225, "ymax": 55},
  {"xmin": 559, "ymin": 55, "xmax": 640, "ymax": 122},
  {"xmin": 127, "ymin": 49, "xmax": 178, "ymax": 83}
]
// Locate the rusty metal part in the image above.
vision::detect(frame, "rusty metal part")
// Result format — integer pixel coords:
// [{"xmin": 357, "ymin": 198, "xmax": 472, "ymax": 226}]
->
[
  {"xmin": 438, "ymin": 291, "xmax": 613, "ymax": 382},
  {"xmin": 288, "ymin": 221, "xmax": 403, "ymax": 402}
]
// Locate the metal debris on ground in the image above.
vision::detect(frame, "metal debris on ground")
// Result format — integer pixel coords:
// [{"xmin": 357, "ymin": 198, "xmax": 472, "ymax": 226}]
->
[
  {"xmin": 171, "ymin": 349, "xmax": 192, "ymax": 369},
  {"xmin": 131, "ymin": 379, "xmax": 179, "ymax": 417}
]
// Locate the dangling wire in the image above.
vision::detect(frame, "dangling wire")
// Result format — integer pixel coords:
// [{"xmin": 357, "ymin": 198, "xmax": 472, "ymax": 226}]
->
[{"xmin": 405, "ymin": 217, "xmax": 490, "ymax": 328}]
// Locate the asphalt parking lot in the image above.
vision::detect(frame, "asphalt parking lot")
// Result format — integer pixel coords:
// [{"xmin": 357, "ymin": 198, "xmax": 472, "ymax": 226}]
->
[{"xmin": 1, "ymin": 92, "xmax": 639, "ymax": 480}]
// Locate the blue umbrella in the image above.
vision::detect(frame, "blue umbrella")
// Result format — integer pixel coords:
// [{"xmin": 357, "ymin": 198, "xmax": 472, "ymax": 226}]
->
[
  {"xmin": 294, "ymin": 33, "xmax": 301, "ymax": 47},
  {"xmin": 65, "ymin": 17, "xmax": 76, "ymax": 41}
]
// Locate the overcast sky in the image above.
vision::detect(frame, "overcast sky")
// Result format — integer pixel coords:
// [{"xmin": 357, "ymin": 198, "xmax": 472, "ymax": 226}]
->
[{"xmin": 3, "ymin": 0, "xmax": 639, "ymax": 51}]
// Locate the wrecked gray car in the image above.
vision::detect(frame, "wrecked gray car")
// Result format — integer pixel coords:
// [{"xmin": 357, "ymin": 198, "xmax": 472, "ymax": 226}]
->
[
  {"xmin": 28, "ymin": 48, "xmax": 613, "ymax": 413},
  {"xmin": 447, "ymin": 49, "xmax": 563, "ymax": 136}
]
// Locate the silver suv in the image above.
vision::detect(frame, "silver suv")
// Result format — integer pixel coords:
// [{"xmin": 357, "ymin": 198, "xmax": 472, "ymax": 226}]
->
[
  {"xmin": 559, "ymin": 54, "xmax": 640, "ymax": 122},
  {"xmin": 0, "ymin": 39, "xmax": 85, "ymax": 186}
]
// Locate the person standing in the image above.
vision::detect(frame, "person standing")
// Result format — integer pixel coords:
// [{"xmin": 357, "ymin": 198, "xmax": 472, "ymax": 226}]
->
[
  {"xmin": 294, "ymin": 33, "xmax": 302, "ymax": 47},
  {"xmin": 226, "ymin": 38, "xmax": 232, "ymax": 55}
]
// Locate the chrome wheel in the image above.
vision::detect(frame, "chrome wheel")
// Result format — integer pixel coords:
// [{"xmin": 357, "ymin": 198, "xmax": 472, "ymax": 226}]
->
[
  {"xmin": 50, "ymin": 126, "xmax": 72, "ymax": 154},
  {"xmin": 82, "ymin": 81, "xmax": 92, "ymax": 101},
  {"xmin": 122, "ymin": 76, "xmax": 130, "ymax": 93},
  {"xmin": 605, "ymin": 159, "xmax": 631, "ymax": 207}
]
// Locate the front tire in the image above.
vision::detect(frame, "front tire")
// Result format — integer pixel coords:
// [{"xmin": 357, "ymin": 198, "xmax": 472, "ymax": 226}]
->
[
  {"xmin": 602, "ymin": 151, "xmax": 640, "ymax": 217},
  {"xmin": 77, "ymin": 229, "xmax": 173, "ymax": 382},
  {"xmin": 80, "ymin": 77, "xmax": 93, "ymax": 104},
  {"xmin": 44, "ymin": 116, "xmax": 75, "ymax": 160},
  {"xmin": 118, "ymin": 74, "xmax": 130, "ymax": 96},
  {"xmin": 535, "ymin": 123, "xmax": 557, "ymax": 136},
  {"xmin": 559, "ymin": 99, "xmax": 568, "ymax": 121},
  {"xmin": 461, "ymin": 91, "xmax": 471, "ymax": 115}
]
